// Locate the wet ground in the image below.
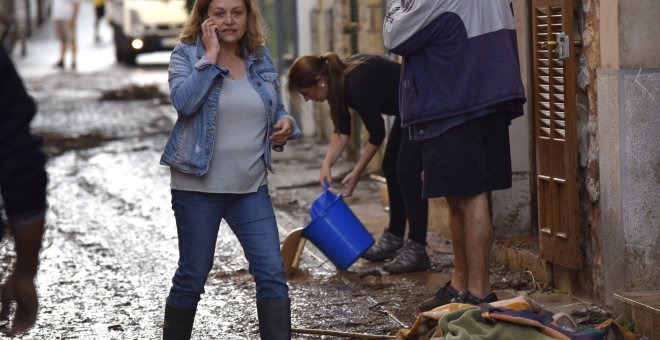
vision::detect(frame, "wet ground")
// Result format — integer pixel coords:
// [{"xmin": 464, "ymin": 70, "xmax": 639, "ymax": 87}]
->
[
  {"xmin": 4, "ymin": 66, "xmax": 600, "ymax": 340},
  {"xmin": 2, "ymin": 3, "xmax": 612, "ymax": 339},
  {"xmin": 0, "ymin": 66, "xmax": 451, "ymax": 339}
]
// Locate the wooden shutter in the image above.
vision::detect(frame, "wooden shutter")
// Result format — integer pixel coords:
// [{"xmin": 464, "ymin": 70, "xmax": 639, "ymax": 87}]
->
[{"xmin": 531, "ymin": 0, "xmax": 581, "ymax": 269}]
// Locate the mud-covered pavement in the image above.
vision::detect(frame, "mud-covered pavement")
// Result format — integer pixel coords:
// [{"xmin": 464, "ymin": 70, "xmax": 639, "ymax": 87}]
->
[
  {"xmin": 5, "ymin": 43, "xmax": 599, "ymax": 340},
  {"xmin": 6, "ymin": 67, "xmax": 580, "ymax": 340},
  {"xmin": 1, "ymin": 66, "xmax": 456, "ymax": 339},
  {"xmin": 3, "ymin": 3, "xmax": 602, "ymax": 338}
]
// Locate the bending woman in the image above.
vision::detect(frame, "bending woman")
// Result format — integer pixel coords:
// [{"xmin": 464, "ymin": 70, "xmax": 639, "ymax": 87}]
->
[
  {"xmin": 160, "ymin": 0, "xmax": 301, "ymax": 338},
  {"xmin": 287, "ymin": 53, "xmax": 428, "ymax": 274}
]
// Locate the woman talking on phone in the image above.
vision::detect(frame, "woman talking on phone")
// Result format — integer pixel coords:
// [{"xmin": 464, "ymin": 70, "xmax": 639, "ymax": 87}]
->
[{"xmin": 159, "ymin": 0, "xmax": 301, "ymax": 338}]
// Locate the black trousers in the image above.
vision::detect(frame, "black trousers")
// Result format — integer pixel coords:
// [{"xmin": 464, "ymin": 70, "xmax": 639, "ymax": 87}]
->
[{"xmin": 381, "ymin": 115, "xmax": 428, "ymax": 245}]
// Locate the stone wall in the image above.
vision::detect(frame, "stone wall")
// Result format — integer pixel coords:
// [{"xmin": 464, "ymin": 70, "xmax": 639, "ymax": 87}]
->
[
  {"xmin": 598, "ymin": 0, "xmax": 660, "ymax": 307},
  {"xmin": 573, "ymin": 0, "xmax": 602, "ymax": 302}
]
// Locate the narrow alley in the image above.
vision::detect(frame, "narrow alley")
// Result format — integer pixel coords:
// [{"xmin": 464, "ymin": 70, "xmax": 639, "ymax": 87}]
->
[{"xmin": 2, "ymin": 0, "xmax": 657, "ymax": 339}]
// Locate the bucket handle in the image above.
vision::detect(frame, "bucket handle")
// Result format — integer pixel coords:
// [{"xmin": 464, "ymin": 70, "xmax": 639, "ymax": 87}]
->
[{"xmin": 323, "ymin": 180, "xmax": 343, "ymax": 200}]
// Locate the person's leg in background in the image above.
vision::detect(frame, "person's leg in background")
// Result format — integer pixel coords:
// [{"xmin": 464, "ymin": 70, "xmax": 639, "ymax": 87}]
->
[
  {"xmin": 54, "ymin": 21, "xmax": 66, "ymax": 69},
  {"xmin": 361, "ymin": 117, "xmax": 405, "ymax": 262},
  {"xmin": 225, "ymin": 186, "xmax": 290, "ymax": 339},
  {"xmin": 452, "ymin": 112, "xmax": 511, "ymax": 303},
  {"xmin": 446, "ymin": 198, "xmax": 468, "ymax": 292},
  {"xmin": 417, "ymin": 112, "xmax": 510, "ymax": 311},
  {"xmin": 94, "ymin": 2, "xmax": 105, "ymax": 43},
  {"xmin": 69, "ymin": 25, "xmax": 77, "ymax": 70},
  {"xmin": 383, "ymin": 129, "xmax": 430, "ymax": 274},
  {"xmin": 457, "ymin": 192, "xmax": 493, "ymax": 299}
]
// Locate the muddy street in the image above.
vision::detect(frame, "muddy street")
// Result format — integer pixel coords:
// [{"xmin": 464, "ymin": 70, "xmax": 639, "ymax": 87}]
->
[
  {"xmin": 6, "ymin": 64, "xmax": 574, "ymax": 339},
  {"xmin": 2, "ymin": 4, "xmax": 598, "ymax": 338},
  {"xmin": 5, "ymin": 50, "xmax": 598, "ymax": 340},
  {"xmin": 4, "ymin": 32, "xmax": 603, "ymax": 340},
  {"xmin": 2, "ymin": 61, "xmax": 445, "ymax": 339}
]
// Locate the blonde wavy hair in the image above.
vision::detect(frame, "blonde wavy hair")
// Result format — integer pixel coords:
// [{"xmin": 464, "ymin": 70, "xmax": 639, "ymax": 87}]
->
[{"xmin": 179, "ymin": 0, "xmax": 266, "ymax": 58}]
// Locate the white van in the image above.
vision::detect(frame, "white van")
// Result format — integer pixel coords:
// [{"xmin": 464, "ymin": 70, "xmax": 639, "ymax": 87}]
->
[{"xmin": 105, "ymin": 0, "xmax": 188, "ymax": 65}]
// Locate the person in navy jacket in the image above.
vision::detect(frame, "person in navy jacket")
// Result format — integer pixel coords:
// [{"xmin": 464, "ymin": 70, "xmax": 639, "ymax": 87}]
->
[{"xmin": 383, "ymin": 0, "xmax": 526, "ymax": 311}]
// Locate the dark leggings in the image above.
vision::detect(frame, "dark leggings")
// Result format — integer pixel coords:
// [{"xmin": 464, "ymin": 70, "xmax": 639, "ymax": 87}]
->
[{"xmin": 381, "ymin": 116, "xmax": 428, "ymax": 245}]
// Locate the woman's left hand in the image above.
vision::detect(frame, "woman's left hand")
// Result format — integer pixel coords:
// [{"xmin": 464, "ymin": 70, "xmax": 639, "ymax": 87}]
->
[
  {"xmin": 270, "ymin": 118, "xmax": 293, "ymax": 146},
  {"xmin": 340, "ymin": 170, "xmax": 360, "ymax": 197}
]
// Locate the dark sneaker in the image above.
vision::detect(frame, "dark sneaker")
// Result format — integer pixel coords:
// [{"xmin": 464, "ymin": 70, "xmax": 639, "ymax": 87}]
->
[
  {"xmin": 71, "ymin": 61, "xmax": 77, "ymax": 70},
  {"xmin": 418, "ymin": 281, "xmax": 460, "ymax": 312},
  {"xmin": 452, "ymin": 290, "xmax": 498, "ymax": 305},
  {"xmin": 54, "ymin": 60, "xmax": 64, "ymax": 69},
  {"xmin": 383, "ymin": 239, "xmax": 430, "ymax": 274},
  {"xmin": 361, "ymin": 230, "xmax": 403, "ymax": 262}
]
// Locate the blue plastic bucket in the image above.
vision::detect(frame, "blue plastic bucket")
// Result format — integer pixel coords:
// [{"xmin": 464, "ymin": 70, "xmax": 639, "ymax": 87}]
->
[
  {"xmin": 309, "ymin": 181, "xmax": 338, "ymax": 219},
  {"xmin": 303, "ymin": 185, "xmax": 374, "ymax": 270}
]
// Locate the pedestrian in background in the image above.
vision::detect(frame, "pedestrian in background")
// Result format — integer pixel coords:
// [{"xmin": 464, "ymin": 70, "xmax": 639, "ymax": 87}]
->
[
  {"xmin": 52, "ymin": 0, "xmax": 79, "ymax": 70},
  {"xmin": 160, "ymin": 0, "xmax": 301, "ymax": 338},
  {"xmin": 93, "ymin": 0, "xmax": 105, "ymax": 43},
  {"xmin": 287, "ymin": 54, "xmax": 430, "ymax": 274},
  {"xmin": 0, "ymin": 45, "xmax": 48, "ymax": 335},
  {"xmin": 383, "ymin": 0, "xmax": 526, "ymax": 311}
]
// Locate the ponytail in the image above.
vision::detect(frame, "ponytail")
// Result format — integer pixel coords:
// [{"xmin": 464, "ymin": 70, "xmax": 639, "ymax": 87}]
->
[{"xmin": 322, "ymin": 53, "xmax": 347, "ymax": 130}]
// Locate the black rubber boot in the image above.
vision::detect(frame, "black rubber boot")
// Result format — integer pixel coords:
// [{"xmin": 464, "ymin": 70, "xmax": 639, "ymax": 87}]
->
[
  {"xmin": 257, "ymin": 298, "xmax": 291, "ymax": 340},
  {"xmin": 163, "ymin": 304, "xmax": 196, "ymax": 340}
]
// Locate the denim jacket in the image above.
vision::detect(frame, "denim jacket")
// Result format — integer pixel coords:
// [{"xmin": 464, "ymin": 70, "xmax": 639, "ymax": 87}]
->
[{"xmin": 160, "ymin": 39, "xmax": 302, "ymax": 176}]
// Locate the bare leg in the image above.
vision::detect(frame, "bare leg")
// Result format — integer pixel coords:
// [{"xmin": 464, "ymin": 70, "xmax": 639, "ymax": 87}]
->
[
  {"xmin": 94, "ymin": 18, "xmax": 100, "ymax": 41},
  {"xmin": 71, "ymin": 40, "xmax": 77, "ymax": 65},
  {"xmin": 461, "ymin": 192, "xmax": 493, "ymax": 299},
  {"xmin": 447, "ymin": 198, "xmax": 468, "ymax": 291},
  {"xmin": 59, "ymin": 41, "xmax": 66, "ymax": 62}
]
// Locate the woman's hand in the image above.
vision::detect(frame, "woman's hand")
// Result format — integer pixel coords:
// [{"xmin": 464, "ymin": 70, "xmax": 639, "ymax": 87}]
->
[
  {"xmin": 202, "ymin": 18, "xmax": 220, "ymax": 61},
  {"xmin": 341, "ymin": 169, "xmax": 360, "ymax": 197},
  {"xmin": 270, "ymin": 118, "xmax": 293, "ymax": 147},
  {"xmin": 319, "ymin": 165, "xmax": 332, "ymax": 188}
]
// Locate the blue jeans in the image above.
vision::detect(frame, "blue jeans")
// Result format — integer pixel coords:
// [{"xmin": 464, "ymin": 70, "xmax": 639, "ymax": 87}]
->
[{"xmin": 166, "ymin": 186, "xmax": 289, "ymax": 310}]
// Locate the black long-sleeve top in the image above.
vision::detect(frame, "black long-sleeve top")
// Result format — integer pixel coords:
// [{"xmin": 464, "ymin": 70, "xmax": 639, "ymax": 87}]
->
[{"xmin": 337, "ymin": 55, "xmax": 401, "ymax": 146}]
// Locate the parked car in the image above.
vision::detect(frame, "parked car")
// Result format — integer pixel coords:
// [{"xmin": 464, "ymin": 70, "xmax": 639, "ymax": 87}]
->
[{"xmin": 105, "ymin": 0, "xmax": 188, "ymax": 65}]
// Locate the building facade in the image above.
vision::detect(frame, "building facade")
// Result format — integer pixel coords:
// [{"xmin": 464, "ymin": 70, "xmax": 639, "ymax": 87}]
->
[{"xmin": 285, "ymin": 0, "xmax": 658, "ymax": 327}]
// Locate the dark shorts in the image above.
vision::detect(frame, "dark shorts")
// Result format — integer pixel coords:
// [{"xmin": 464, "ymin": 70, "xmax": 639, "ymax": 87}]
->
[
  {"xmin": 421, "ymin": 111, "xmax": 512, "ymax": 198},
  {"xmin": 0, "ymin": 148, "xmax": 48, "ymax": 221}
]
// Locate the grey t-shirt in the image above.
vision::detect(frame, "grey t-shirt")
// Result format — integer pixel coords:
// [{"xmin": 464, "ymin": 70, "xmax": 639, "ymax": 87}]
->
[{"xmin": 170, "ymin": 73, "xmax": 268, "ymax": 193}]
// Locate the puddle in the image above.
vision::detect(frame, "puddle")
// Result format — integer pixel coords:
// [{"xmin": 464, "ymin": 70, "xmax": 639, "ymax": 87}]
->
[{"xmin": 100, "ymin": 84, "xmax": 170, "ymax": 105}]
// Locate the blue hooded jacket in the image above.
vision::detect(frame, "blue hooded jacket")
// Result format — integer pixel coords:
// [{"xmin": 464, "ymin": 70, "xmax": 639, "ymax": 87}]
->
[{"xmin": 383, "ymin": 0, "xmax": 526, "ymax": 127}]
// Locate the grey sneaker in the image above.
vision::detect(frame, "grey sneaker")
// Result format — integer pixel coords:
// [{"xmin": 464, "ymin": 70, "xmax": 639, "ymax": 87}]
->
[
  {"xmin": 361, "ymin": 231, "xmax": 403, "ymax": 262},
  {"xmin": 383, "ymin": 239, "xmax": 430, "ymax": 274}
]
